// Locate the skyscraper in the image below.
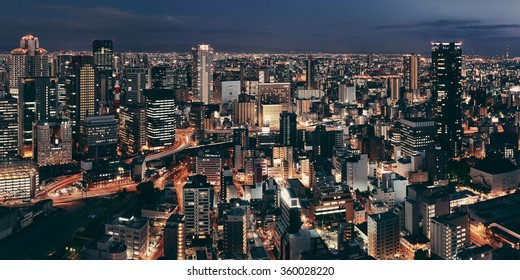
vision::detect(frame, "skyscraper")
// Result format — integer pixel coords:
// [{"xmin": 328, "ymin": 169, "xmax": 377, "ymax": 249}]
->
[
  {"xmin": 118, "ymin": 104, "xmax": 146, "ymax": 157},
  {"xmin": 403, "ymin": 53, "xmax": 420, "ymax": 94},
  {"xmin": 190, "ymin": 102, "xmax": 205, "ymax": 142},
  {"xmin": 306, "ymin": 55, "xmax": 315, "ymax": 89},
  {"xmin": 280, "ymin": 111, "xmax": 297, "ymax": 147},
  {"xmin": 183, "ymin": 175, "xmax": 213, "ymax": 241},
  {"xmin": 432, "ymin": 42, "xmax": 463, "ymax": 158},
  {"xmin": 0, "ymin": 93, "xmax": 18, "ymax": 164},
  {"xmin": 123, "ymin": 67, "xmax": 148, "ymax": 104},
  {"xmin": 192, "ymin": 44, "xmax": 214, "ymax": 104},
  {"xmin": 400, "ymin": 118, "xmax": 435, "ymax": 157},
  {"xmin": 367, "ymin": 212, "xmax": 400, "ymax": 260},
  {"xmin": 144, "ymin": 89, "xmax": 176, "ymax": 149},
  {"xmin": 9, "ymin": 35, "xmax": 49, "ymax": 99},
  {"xmin": 164, "ymin": 214, "xmax": 186, "ymax": 260},
  {"xmin": 34, "ymin": 120, "xmax": 73, "ymax": 167},
  {"xmin": 92, "ymin": 40, "xmax": 113, "ymax": 71},
  {"xmin": 223, "ymin": 207, "xmax": 247, "ymax": 254},
  {"xmin": 79, "ymin": 115, "xmax": 118, "ymax": 160}
]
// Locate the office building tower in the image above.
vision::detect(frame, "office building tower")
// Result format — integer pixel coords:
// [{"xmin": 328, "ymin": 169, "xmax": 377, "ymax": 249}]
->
[
  {"xmin": 118, "ymin": 104, "xmax": 146, "ymax": 157},
  {"xmin": 430, "ymin": 212, "xmax": 469, "ymax": 260},
  {"xmin": 123, "ymin": 67, "xmax": 148, "ymax": 104},
  {"xmin": 150, "ymin": 66, "xmax": 175, "ymax": 89},
  {"xmin": 144, "ymin": 89, "xmax": 176, "ymax": 149},
  {"xmin": 9, "ymin": 34, "xmax": 49, "ymax": 99},
  {"xmin": 183, "ymin": 175, "xmax": 213, "ymax": 240},
  {"xmin": 0, "ymin": 163, "xmax": 38, "ymax": 200},
  {"xmin": 367, "ymin": 212, "xmax": 400, "ymax": 260},
  {"xmin": 223, "ymin": 207, "xmax": 247, "ymax": 254},
  {"xmin": 258, "ymin": 83, "xmax": 291, "ymax": 104},
  {"xmin": 34, "ymin": 120, "xmax": 73, "ymax": 167},
  {"xmin": 92, "ymin": 40, "xmax": 113, "ymax": 71},
  {"xmin": 0, "ymin": 93, "xmax": 19, "ymax": 164},
  {"xmin": 403, "ymin": 54, "xmax": 420, "ymax": 94},
  {"xmin": 280, "ymin": 111, "xmax": 297, "ymax": 147},
  {"xmin": 338, "ymin": 84, "xmax": 356, "ymax": 104},
  {"xmin": 190, "ymin": 102, "xmax": 205, "ymax": 142},
  {"xmin": 275, "ymin": 61, "xmax": 290, "ymax": 83},
  {"xmin": 306, "ymin": 55, "xmax": 315, "ymax": 89},
  {"xmin": 196, "ymin": 153, "xmax": 223, "ymax": 186},
  {"xmin": 388, "ymin": 78, "xmax": 402, "ymax": 102},
  {"xmin": 79, "ymin": 115, "xmax": 118, "ymax": 160},
  {"xmin": 274, "ymin": 188, "xmax": 302, "ymax": 257},
  {"xmin": 92, "ymin": 40, "xmax": 114, "ymax": 108},
  {"xmin": 221, "ymin": 81, "xmax": 240, "ymax": 107},
  {"xmin": 164, "ymin": 214, "xmax": 186, "ymax": 260},
  {"xmin": 220, "ymin": 166, "xmax": 234, "ymax": 202},
  {"xmin": 65, "ymin": 55, "xmax": 97, "ymax": 140},
  {"xmin": 192, "ymin": 44, "xmax": 214, "ymax": 104},
  {"xmin": 232, "ymin": 99, "xmax": 256, "ymax": 126},
  {"xmin": 400, "ymin": 118, "xmax": 435, "ymax": 157},
  {"xmin": 105, "ymin": 215, "xmax": 149, "ymax": 260},
  {"xmin": 233, "ymin": 127, "xmax": 249, "ymax": 148},
  {"xmin": 18, "ymin": 77, "xmax": 59, "ymax": 158},
  {"xmin": 432, "ymin": 42, "xmax": 462, "ymax": 158},
  {"xmin": 425, "ymin": 146, "xmax": 449, "ymax": 183}
]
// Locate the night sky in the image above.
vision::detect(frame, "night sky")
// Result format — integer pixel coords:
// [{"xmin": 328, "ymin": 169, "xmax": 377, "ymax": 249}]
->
[{"xmin": 1, "ymin": 0, "xmax": 520, "ymax": 55}]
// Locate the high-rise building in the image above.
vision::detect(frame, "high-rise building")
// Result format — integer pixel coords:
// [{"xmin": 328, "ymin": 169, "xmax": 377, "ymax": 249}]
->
[
  {"xmin": 144, "ymin": 89, "xmax": 176, "ymax": 149},
  {"xmin": 425, "ymin": 146, "xmax": 449, "ymax": 183},
  {"xmin": 280, "ymin": 111, "xmax": 297, "ymax": 147},
  {"xmin": 196, "ymin": 153, "xmax": 223, "ymax": 186},
  {"xmin": 233, "ymin": 127, "xmax": 249, "ymax": 148},
  {"xmin": 400, "ymin": 118, "xmax": 435, "ymax": 157},
  {"xmin": 274, "ymin": 188, "xmax": 302, "ymax": 257},
  {"xmin": 190, "ymin": 102, "xmax": 205, "ymax": 142},
  {"xmin": 164, "ymin": 214, "xmax": 186, "ymax": 260},
  {"xmin": 34, "ymin": 120, "xmax": 73, "ymax": 167},
  {"xmin": 192, "ymin": 44, "xmax": 214, "ymax": 104},
  {"xmin": 183, "ymin": 175, "xmax": 213, "ymax": 241},
  {"xmin": 0, "ymin": 93, "xmax": 19, "ymax": 164},
  {"xmin": 9, "ymin": 35, "xmax": 49, "ymax": 99},
  {"xmin": 123, "ymin": 67, "xmax": 148, "ymax": 104},
  {"xmin": 65, "ymin": 55, "xmax": 97, "ymax": 141},
  {"xmin": 487, "ymin": 132, "xmax": 519, "ymax": 164},
  {"xmin": 432, "ymin": 42, "xmax": 462, "ymax": 158},
  {"xmin": 18, "ymin": 77, "xmax": 59, "ymax": 158},
  {"xmin": 223, "ymin": 207, "xmax": 247, "ymax": 254},
  {"xmin": 92, "ymin": 40, "xmax": 113, "ymax": 71},
  {"xmin": 388, "ymin": 78, "xmax": 402, "ymax": 102},
  {"xmin": 79, "ymin": 115, "xmax": 118, "ymax": 160},
  {"xmin": 118, "ymin": 104, "xmax": 146, "ymax": 157},
  {"xmin": 430, "ymin": 212, "xmax": 469, "ymax": 260},
  {"xmin": 403, "ymin": 54, "xmax": 420, "ymax": 94},
  {"xmin": 338, "ymin": 84, "xmax": 356, "ymax": 104},
  {"xmin": 306, "ymin": 55, "xmax": 315, "ymax": 89},
  {"xmin": 232, "ymin": 99, "xmax": 256, "ymax": 126},
  {"xmin": 221, "ymin": 81, "xmax": 240, "ymax": 107},
  {"xmin": 367, "ymin": 212, "xmax": 400, "ymax": 260},
  {"xmin": 150, "ymin": 66, "xmax": 175, "ymax": 90}
]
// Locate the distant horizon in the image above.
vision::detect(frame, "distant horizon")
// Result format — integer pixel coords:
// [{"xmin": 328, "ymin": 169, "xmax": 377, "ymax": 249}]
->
[{"xmin": 1, "ymin": 1, "xmax": 519, "ymax": 56}]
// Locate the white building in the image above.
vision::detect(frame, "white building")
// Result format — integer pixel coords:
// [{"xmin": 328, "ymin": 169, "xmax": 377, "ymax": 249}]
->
[
  {"xmin": 105, "ymin": 215, "xmax": 149, "ymax": 260},
  {"xmin": 221, "ymin": 81, "xmax": 241, "ymax": 107}
]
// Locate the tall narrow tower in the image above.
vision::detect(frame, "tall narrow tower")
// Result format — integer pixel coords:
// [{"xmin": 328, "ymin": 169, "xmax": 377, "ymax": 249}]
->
[{"xmin": 192, "ymin": 44, "xmax": 214, "ymax": 104}]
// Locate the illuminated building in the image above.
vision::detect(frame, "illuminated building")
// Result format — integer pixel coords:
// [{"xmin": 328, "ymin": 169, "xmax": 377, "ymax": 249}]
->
[
  {"xmin": 192, "ymin": 44, "xmax": 214, "ymax": 104},
  {"xmin": 0, "ymin": 93, "xmax": 18, "ymax": 164},
  {"xmin": 432, "ymin": 42, "xmax": 462, "ymax": 158},
  {"xmin": 221, "ymin": 81, "xmax": 240, "ymax": 107},
  {"xmin": 9, "ymin": 34, "xmax": 49, "ymax": 99},
  {"xmin": 223, "ymin": 207, "xmax": 247, "ymax": 254},
  {"xmin": 400, "ymin": 118, "xmax": 435, "ymax": 157},
  {"xmin": 164, "ymin": 214, "xmax": 186, "ymax": 260},
  {"xmin": 403, "ymin": 54, "xmax": 420, "ymax": 95},
  {"xmin": 79, "ymin": 115, "xmax": 118, "ymax": 160},
  {"xmin": 232, "ymin": 99, "xmax": 256, "ymax": 126},
  {"xmin": 280, "ymin": 111, "xmax": 297, "ymax": 147},
  {"xmin": 123, "ymin": 67, "xmax": 147, "ymax": 104},
  {"xmin": 0, "ymin": 163, "xmax": 39, "ymax": 200},
  {"xmin": 190, "ymin": 102, "xmax": 205, "ymax": 142},
  {"xmin": 274, "ymin": 188, "xmax": 302, "ymax": 258},
  {"xmin": 18, "ymin": 77, "xmax": 59, "ymax": 158},
  {"xmin": 196, "ymin": 153, "xmax": 223, "ymax": 186},
  {"xmin": 34, "ymin": 120, "xmax": 73, "ymax": 167},
  {"xmin": 338, "ymin": 84, "xmax": 356, "ymax": 104},
  {"xmin": 430, "ymin": 212, "xmax": 469, "ymax": 260},
  {"xmin": 144, "ymin": 89, "xmax": 176, "ymax": 149},
  {"xmin": 92, "ymin": 40, "xmax": 113, "ymax": 71},
  {"xmin": 118, "ymin": 104, "xmax": 146, "ymax": 157},
  {"xmin": 183, "ymin": 175, "xmax": 213, "ymax": 241},
  {"xmin": 367, "ymin": 212, "xmax": 400, "ymax": 260},
  {"xmin": 105, "ymin": 215, "xmax": 149, "ymax": 260}
]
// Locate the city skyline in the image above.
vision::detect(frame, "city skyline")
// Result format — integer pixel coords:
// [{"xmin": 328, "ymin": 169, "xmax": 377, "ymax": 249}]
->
[{"xmin": 0, "ymin": 1, "xmax": 519, "ymax": 55}]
